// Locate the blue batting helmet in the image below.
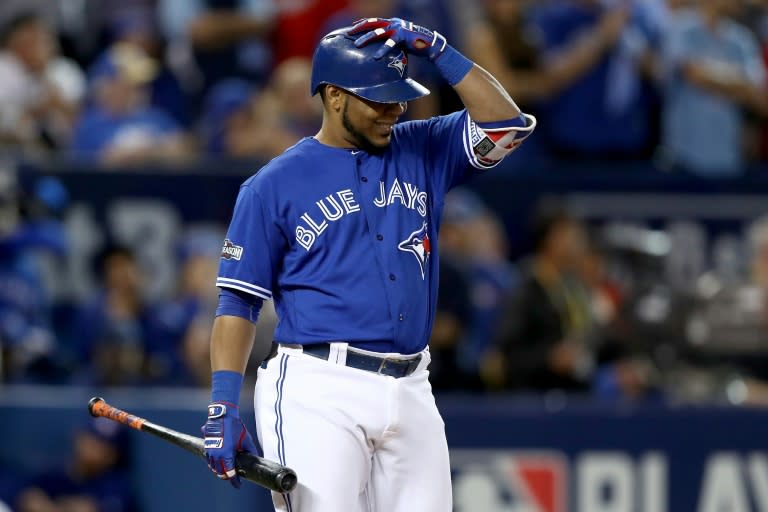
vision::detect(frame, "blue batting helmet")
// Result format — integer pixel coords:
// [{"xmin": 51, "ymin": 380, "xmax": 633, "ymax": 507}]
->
[{"xmin": 310, "ymin": 28, "xmax": 430, "ymax": 104}]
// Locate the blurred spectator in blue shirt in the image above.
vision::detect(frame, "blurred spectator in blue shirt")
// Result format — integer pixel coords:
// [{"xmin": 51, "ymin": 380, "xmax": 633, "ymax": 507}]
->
[
  {"xmin": 147, "ymin": 227, "xmax": 222, "ymax": 385},
  {"xmin": 464, "ymin": 0, "xmax": 636, "ymax": 164},
  {"xmin": 199, "ymin": 77, "xmax": 295, "ymax": 159},
  {"xmin": 16, "ymin": 418, "xmax": 138, "ymax": 512},
  {"xmin": 71, "ymin": 42, "xmax": 193, "ymax": 167},
  {"xmin": 69, "ymin": 245, "xmax": 154, "ymax": 386},
  {"xmin": 464, "ymin": 0, "xmax": 628, "ymax": 116},
  {"xmin": 0, "ymin": 173, "xmax": 68, "ymax": 384},
  {"xmin": 200, "ymin": 78, "xmax": 255, "ymax": 156},
  {"xmin": 440, "ymin": 188, "xmax": 520, "ymax": 376},
  {"xmin": 202, "ymin": 59, "xmax": 320, "ymax": 159},
  {"xmin": 660, "ymin": 0, "xmax": 768, "ymax": 176},
  {"xmin": 530, "ymin": 0, "xmax": 662, "ymax": 159},
  {"xmin": 148, "ymin": 226, "xmax": 278, "ymax": 386}
]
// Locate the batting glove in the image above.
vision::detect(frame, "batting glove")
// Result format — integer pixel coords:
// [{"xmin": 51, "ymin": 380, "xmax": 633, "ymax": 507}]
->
[
  {"xmin": 202, "ymin": 401, "xmax": 258, "ymax": 488},
  {"xmin": 349, "ymin": 18, "xmax": 447, "ymax": 61}
]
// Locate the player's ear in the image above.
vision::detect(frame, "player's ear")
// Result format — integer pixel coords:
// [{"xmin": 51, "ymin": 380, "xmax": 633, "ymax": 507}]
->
[{"xmin": 325, "ymin": 85, "xmax": 344, "ymax": 112}]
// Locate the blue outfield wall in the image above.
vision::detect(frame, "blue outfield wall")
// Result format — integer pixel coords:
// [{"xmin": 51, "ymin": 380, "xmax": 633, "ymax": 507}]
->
[{"xmin": 2, "ymin": 387, "xmax": 768, "ymax": 512}]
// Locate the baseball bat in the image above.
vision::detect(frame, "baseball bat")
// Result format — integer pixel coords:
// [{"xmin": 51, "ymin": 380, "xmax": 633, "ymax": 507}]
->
[{"xmin": 88, "ymin": 396, "xmax": 297, "ymax": 493}]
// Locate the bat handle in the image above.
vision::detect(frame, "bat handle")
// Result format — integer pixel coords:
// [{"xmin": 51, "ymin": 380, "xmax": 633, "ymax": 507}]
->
[{"xmin": 88, "ymin": 396, "xmax": 146, "ymax": 430}]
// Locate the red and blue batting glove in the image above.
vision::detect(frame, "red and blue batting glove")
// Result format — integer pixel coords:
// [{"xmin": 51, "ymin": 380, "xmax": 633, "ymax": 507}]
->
[
  {"xmin": 349, "ymin": 17, "xmax": 446, "ymax": 61},
  {"xmin": 202, "ymin": 401, "xmax": 258, "ymax": 488},
  {"xmin": 348, "ymin": 17, "xmax": 473, "ymax": 86}
]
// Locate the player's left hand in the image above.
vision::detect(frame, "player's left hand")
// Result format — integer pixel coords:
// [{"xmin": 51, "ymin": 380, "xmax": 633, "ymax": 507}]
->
[
  {"xmin": 201, "ymin": 401, "xmax": 258, "ymax": 488},
  {"xmin": 349, "ymin": 18, "xmax": 447, "ymax": 61}
]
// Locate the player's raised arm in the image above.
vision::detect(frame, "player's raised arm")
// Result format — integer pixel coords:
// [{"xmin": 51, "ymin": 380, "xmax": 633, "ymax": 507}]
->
[
  {"xmin": 350, "ymin": 18, "xmax": 536, "ymax": 166},
  {"xmin": 450, "ymin": 65, "xmax": 521, "ymax": 123}
]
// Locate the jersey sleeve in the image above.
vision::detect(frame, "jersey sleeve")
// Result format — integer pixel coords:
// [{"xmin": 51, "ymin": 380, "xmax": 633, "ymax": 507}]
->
[
  {"xmin": 395, "ymin": 110, "xmax": 472, "ymax": 196},
  {"xmin": 216, "ymin": 184, "xmax": 284, "ymax": 301},
  {"xmin": 403, "ymin": 110, "xmax": 529, "ymax": 197}
]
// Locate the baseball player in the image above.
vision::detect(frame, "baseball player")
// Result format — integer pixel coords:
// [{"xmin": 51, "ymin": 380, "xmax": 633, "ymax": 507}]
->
[{"xmin": 201, "ymin": 18, "xmax": 536, "ymax": 511}]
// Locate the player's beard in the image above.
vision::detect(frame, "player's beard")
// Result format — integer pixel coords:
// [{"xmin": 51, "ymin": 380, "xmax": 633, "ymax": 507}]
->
[{"xmin": 342, "ymin": 99, "xmax": 389, "ymax": 155}]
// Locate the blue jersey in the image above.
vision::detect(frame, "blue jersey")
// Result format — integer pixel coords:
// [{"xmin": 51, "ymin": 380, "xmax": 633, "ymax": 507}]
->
[{"xmin": 217, "ymin": 110, "xmax": 498, "ymax": 354}]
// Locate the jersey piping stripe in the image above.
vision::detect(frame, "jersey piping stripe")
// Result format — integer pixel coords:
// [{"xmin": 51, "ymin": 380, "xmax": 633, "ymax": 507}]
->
[
  {"xmin": 216, "ymin": 281, "xmax": 272, "ymax": 301},
  {"xmin": 216, "ymin": 277, "xmax": 272, "ymax": 297},
  {"xmin": 274, "ymin": 354, "xmax": 292, "ymax": 511}
]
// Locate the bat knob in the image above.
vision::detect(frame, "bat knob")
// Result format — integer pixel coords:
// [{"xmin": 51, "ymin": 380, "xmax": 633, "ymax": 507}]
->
[
  {"xmin": 277, "ymin": 470, "xmax": 298, "ymax": 493},
  {"xmin": 88, "ymin": 396, "xmax": 105, "ymax": 417}
]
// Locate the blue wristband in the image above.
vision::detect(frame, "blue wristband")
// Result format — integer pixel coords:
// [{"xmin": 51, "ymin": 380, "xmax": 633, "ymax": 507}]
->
[
  {"xmin": 211, "ymin": 370, "xmax": 243, "ymax": 406},
  {"xmin": 433, "ymin": 45, "xmax": 474, "ymax": 86}
]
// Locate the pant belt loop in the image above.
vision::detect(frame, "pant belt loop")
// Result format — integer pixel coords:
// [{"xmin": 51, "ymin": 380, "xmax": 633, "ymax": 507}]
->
[
  {"xmin": 327, "ymin": 342, "xmax": 348, "ymax": 366},
  {"xmin": 413, "ymin": 347, "xmax": 429, "ymax": 373}
]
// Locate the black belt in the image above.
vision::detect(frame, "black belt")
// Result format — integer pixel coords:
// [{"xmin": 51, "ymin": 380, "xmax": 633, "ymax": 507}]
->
[
  {"xmin": 303, "ymin": 344, "xmax": 422, "ymax": 378},
  {"xmin": 261, "ymin": 343, "xmax": 422, "ymax": 378}
]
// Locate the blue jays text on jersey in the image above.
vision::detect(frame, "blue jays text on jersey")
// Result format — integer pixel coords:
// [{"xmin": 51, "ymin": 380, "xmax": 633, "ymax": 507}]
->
[
  {"xmin": 216, "ymin": 110, "xmax": 525, "ymax": 355},
  {"xmin": 295, "ymin": 178, "xmax": 428, "ymax": 251}
]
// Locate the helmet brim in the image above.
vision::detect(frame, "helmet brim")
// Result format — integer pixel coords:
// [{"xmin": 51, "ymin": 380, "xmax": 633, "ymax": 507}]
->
[{"xmin": 345, "ymin": 77, "xmax": 430, "ymax": 104}]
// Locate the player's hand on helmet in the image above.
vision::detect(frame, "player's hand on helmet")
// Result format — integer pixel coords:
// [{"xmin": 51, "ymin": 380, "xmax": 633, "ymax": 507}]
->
[
  {"xmin": 349, "ymin": 18, "xmax": 447, "ymax": 61},
  {"xmin": 201, "ymin": 401, "xmax": 258, "ymax": 488}
]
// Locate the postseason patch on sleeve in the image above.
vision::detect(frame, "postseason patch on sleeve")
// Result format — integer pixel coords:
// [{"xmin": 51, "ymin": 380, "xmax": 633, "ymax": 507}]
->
[{"xmin": 221, "ymin": 239, "xmax": 244, "ymax": 260}]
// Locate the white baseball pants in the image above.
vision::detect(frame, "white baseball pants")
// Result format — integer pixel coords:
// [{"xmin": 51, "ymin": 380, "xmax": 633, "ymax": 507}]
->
[{"xmin": 254, "ymin": 343, "xmax": 452, "ymax": 512}]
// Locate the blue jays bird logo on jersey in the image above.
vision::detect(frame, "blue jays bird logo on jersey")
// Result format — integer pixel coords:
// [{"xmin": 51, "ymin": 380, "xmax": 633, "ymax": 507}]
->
[
  {"xmin": 388, "ymin": 51, "xmax": 407, "ymax": 77},
  {"xmin": 398, "ymin": 222, "xmax": 431, "ymax": 279}
]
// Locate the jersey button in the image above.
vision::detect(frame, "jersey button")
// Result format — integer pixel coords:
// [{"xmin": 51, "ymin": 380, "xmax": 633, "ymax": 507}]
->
[
  {"xmin": 361, "ymin": 176, "xmax": 368, "ymax": 183},
  {"xmin": 399, "ymin": 313, "xmax": 404, "ymax": 321},
  {"xmin": 389, "ymin": 274, "xmax": 396, "ymax": 281},
  {"xmin": 376, "ymin": 234, "xmax": 383, "ymax": 241}
]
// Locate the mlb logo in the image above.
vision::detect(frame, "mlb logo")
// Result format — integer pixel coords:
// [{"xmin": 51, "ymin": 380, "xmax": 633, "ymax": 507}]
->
[{"xmin": 452, "ymin": 450, "xmax": 567, "ymax": 512}]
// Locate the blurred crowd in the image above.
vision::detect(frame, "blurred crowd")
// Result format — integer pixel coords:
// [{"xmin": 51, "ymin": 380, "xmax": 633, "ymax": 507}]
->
[
  {"xmin": 5, "ymin": 3, "xmax": 768, "ymax": 509},
  {"xmin": 5, "ymin": 166, "xmax": 768, "ymax": 410},
  {"xmin": 1, "ymin": 1, "xmax": 768, "ymax": 407},
  {"xmin": 0, "ymin": 0, "xmax": 764, "ymax": 175},
  {"xmin": 1, "ymin": 417, "xmax": 138, "ymax": 512}
]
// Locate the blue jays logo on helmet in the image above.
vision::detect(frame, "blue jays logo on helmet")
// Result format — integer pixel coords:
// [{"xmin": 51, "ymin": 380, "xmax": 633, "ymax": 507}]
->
[
  {"xmin": 398, "ymin": 222, "xmax": 431, "ymax": 279},
  {"xmin": 387, "ymin": 51, "xmax": 408, "ymax": 78}
]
